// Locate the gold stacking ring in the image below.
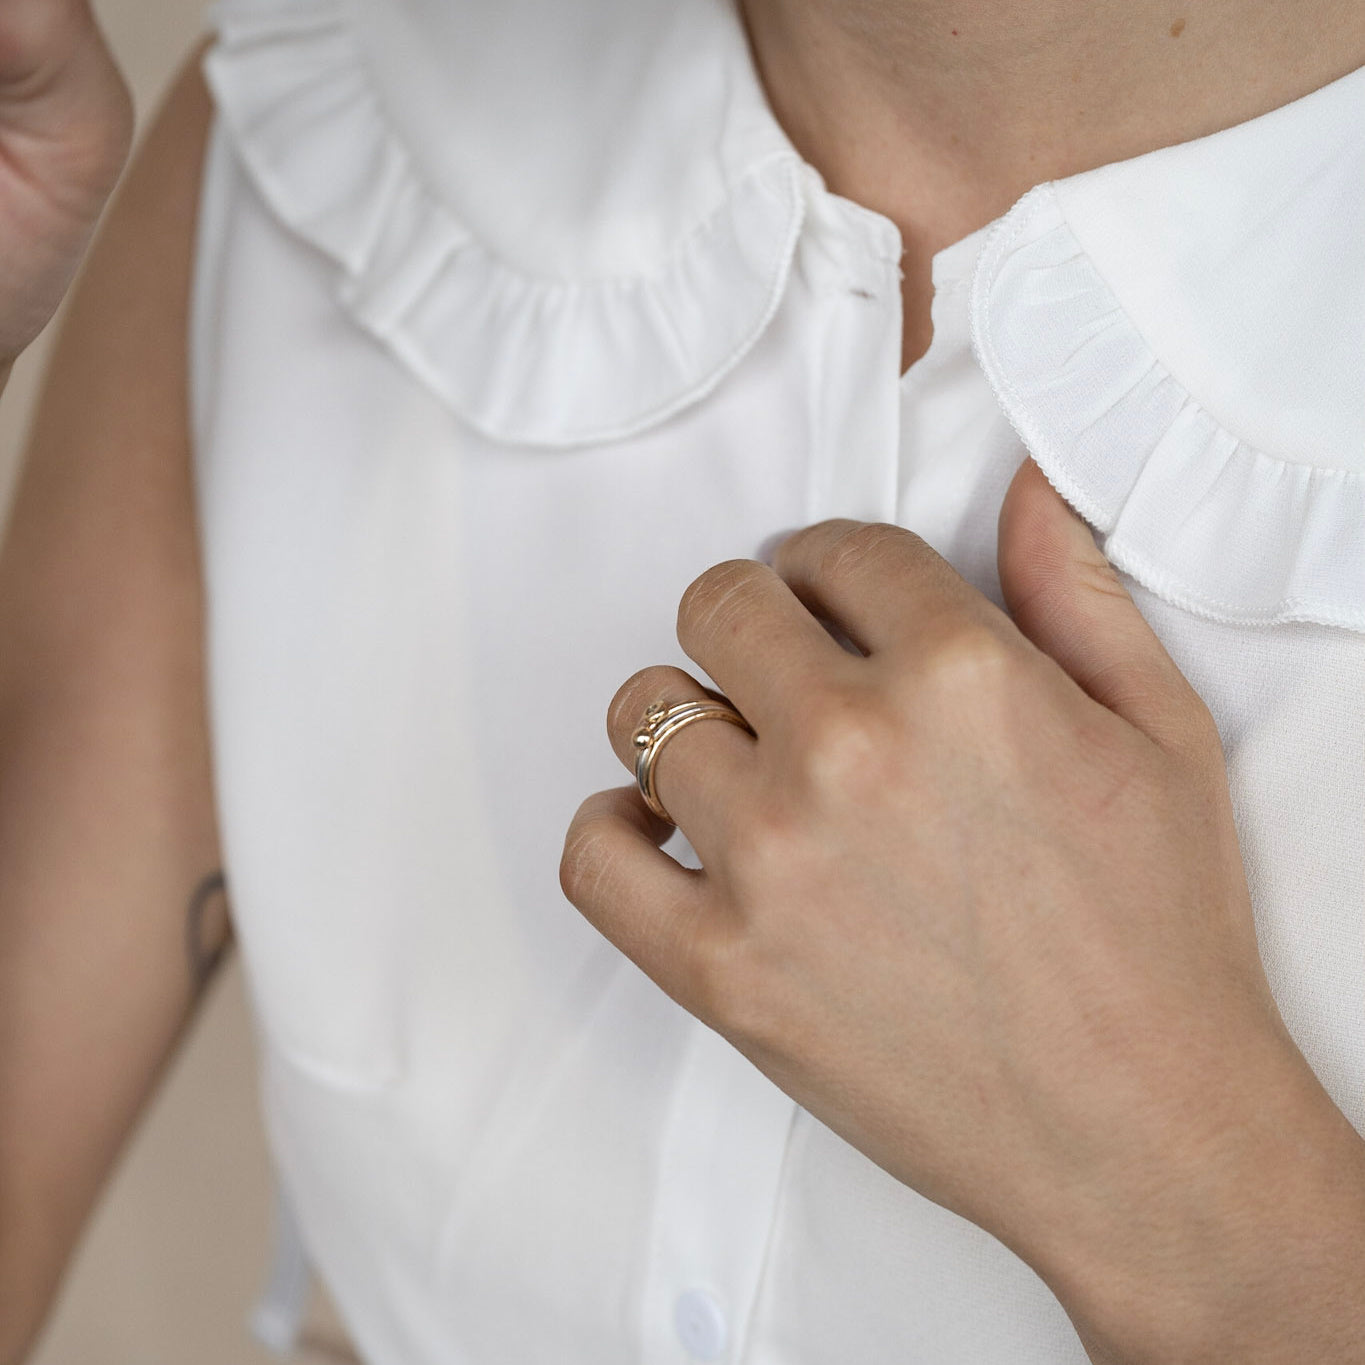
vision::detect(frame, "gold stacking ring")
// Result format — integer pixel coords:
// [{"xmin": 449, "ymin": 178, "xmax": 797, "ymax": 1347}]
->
[{"xmin": 633, "ymin": 697, "xmax": 754, "ymax": 824}]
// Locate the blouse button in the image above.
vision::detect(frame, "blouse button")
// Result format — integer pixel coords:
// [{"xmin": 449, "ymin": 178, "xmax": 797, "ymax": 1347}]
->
[{"xmin": 673, "ymin": 1287, "xmax": 727, "ymax": 1361}]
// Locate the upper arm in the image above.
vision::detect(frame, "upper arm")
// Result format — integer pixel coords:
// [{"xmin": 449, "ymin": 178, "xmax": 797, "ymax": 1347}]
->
[{"xmin": 0, "ymin": 50, "xmax": 220, "ymax": 1360}]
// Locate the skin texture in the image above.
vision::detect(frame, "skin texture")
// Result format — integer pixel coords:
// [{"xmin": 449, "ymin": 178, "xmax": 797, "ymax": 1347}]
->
[
  {"xmin": 562, "ymin": 475, "xmax": 1365, "ymax": 1362},
  {"xmin": 0, "ymin": 56, "xmax": 217, "ymax": 1364}
]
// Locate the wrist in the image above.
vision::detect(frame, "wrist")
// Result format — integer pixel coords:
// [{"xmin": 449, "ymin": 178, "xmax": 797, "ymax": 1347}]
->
[{"xmin": 1039, "ymin": 1038, "xmax": 1365, "ymax": 1363}]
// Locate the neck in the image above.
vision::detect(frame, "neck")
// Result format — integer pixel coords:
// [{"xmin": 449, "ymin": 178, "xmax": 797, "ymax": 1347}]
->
[{"xmin": 742, "ymin": 0, "xmax": 1365, "ymax": 367}]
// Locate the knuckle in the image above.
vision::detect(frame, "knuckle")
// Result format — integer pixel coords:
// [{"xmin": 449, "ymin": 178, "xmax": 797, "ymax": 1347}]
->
[
  {"xmin": 794, "ymin": 684, "xmax": 897, "ymax": 795},
  {"xmin": 813, "ymin": 521, "xmax": 913, "ymax": 586},
  {"xmin": 557, "ymin": 819, "xmax": 603, "ymax": 906},
  {"xmin": 607, "ymin": 666, "xmax": 670, "ymax": 737},
  {"xmin": 919, "ymin": 623, "xmax": 1016, "ymax": 699},
  {"xmin": 557, "ymin": 798, "xmax": 623, "ymax": 907},
  {"xmin": 774, "ymin": 518, "xmax": 852, "ymax": 568},
  {"xmin": 677, "ymin": 559, "xmax": 763, "ymax": 642}
]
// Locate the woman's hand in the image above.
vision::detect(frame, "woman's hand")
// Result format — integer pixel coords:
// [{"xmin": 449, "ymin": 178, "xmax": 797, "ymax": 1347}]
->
[
  {"xmin": 562, "ymin": 458, "xmax": 1365, "ymax": 1363},
  {"xmin": 0, "ymin": 0, "xmax": 131, "ymax": 378}
]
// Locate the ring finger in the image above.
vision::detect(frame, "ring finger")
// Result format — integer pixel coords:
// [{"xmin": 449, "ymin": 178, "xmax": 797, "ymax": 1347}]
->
[{"xmin": 607, "ymin": 663, "xmax": 757, "ymax": 862}]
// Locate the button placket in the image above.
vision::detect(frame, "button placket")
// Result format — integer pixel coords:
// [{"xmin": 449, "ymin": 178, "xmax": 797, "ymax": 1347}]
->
[
  {"xmin": 638, "ymin": 1020, "xmax": 797, "ymax": 1364},
  {"xmin": 674, "ymin": 1288, "xmax": 728, "ymax": 1361},
  {"xmin": 796, "ymin": 196, "xmax": 905, "ymax": 528}
]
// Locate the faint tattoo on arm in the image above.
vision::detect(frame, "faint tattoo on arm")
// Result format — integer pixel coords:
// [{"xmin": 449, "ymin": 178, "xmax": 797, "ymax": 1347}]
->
[{"xmin": 186, "ymin": 870, "xmax": 233, "ymax": 993}]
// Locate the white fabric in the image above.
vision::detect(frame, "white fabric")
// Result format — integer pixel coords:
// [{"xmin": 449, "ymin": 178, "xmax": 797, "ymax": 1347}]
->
[
  {"xmin": 250, "ymin": 1188, "xmax": 312, "ymax": 1354},
  {"xmin": 193, "ymin": 1, "xmax": 1365, "ymax": 1359}
]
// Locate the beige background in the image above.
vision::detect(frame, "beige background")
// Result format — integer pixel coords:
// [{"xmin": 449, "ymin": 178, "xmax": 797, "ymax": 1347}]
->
[{"xmin": 5, "ymin": 5, "xmax": 351, "ymax": 1362}]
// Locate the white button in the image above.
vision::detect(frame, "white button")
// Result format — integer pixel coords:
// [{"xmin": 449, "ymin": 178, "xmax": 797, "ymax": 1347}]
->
[{"xmin": 674, "ymin": 1288, "xmax": 727, "ymax": 1361}]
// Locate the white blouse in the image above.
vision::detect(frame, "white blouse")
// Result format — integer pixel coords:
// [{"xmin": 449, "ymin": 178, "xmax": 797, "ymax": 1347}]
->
[{"xmin": 195, "ymin": 0, "xmax": 1365, "ymax": 1360}]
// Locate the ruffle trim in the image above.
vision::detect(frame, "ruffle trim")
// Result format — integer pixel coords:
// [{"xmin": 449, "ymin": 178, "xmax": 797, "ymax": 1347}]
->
[
  {"xmin": 971, "ymin": 185, "xmax": 1365, "ymax": 632},
  {"xmin": 204, "ymin": 0, "xmax": 806, "ymax": 448}
]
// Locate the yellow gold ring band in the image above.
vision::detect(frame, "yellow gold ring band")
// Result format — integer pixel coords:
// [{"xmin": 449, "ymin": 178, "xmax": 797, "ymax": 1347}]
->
[{"xmin": 633, "ymin": 697, "xmax": 754, "ymax": 824}]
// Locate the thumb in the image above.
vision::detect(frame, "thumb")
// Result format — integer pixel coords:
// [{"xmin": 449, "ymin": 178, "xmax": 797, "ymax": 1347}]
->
[{"xmin": 997, "ymin": 457, "xmax": 1213, "ymax": 758}]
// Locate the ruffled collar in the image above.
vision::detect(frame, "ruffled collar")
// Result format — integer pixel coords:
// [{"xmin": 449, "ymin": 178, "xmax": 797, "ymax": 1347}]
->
[
  {"xmin": 971, "ymin": 63, "xmax": 1365, "ymax": 630},
  {"xmin": 206, "ymin": 0, "xmax": 806, "ymax": 447},
  {"xmin": 205, "ymin": 0, "xmax": 1365, "ymax": 629}
]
